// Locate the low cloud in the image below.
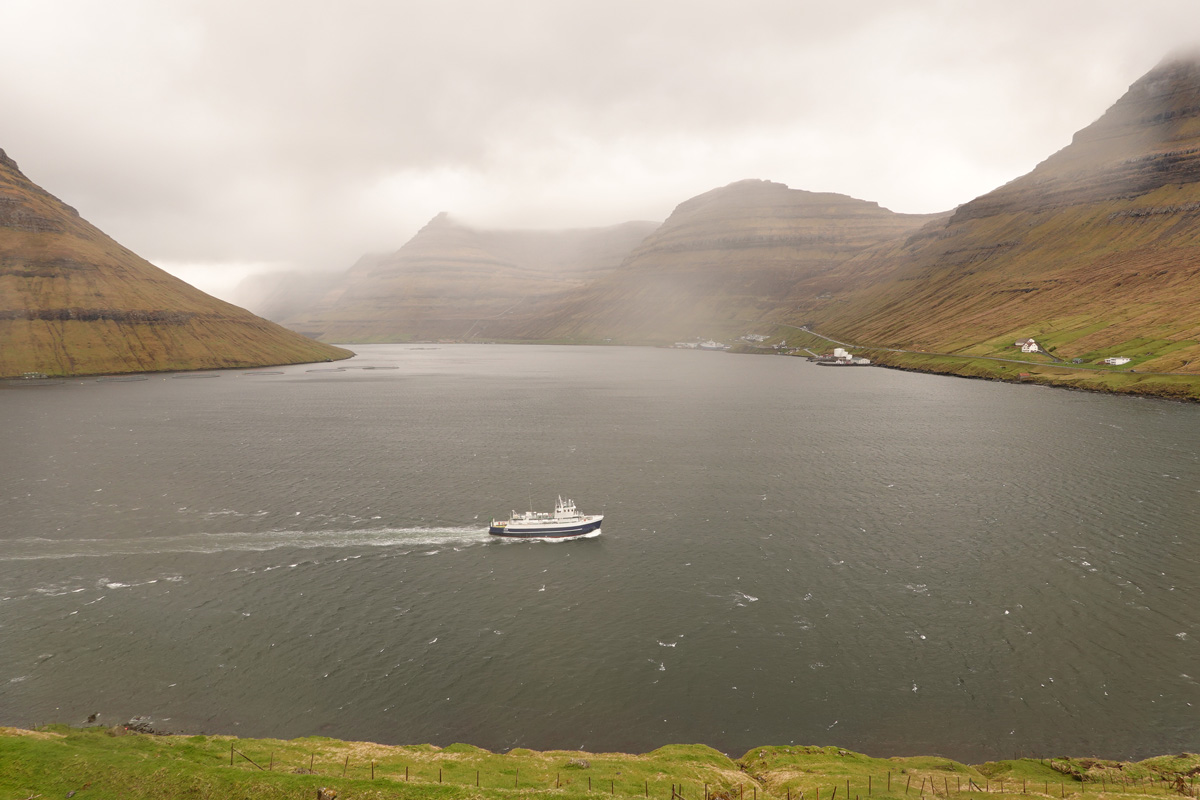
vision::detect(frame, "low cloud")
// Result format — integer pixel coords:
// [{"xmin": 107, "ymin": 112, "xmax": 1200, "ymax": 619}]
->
[{"xmin": 2, "ymin": 0, "xmax": 1198, "ymax": 297}]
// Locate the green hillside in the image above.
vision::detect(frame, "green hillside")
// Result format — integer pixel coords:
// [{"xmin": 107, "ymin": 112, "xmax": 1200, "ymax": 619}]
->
[
  {"xmin": 4, "ymin": 726, "xmax": 1197, "ymax": 800},
  {"xmin": 799, "ymin": 56, "xmax": 1200, "ymax": 378}
]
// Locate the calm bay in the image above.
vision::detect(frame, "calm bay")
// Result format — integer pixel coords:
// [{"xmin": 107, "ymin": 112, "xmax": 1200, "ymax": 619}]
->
[{"xmin": 1, "ymin": 344, "xmax": 1197, "ymax": 762}]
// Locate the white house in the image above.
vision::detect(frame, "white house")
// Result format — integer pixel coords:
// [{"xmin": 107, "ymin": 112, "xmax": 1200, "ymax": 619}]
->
[
  {"xmin": 1016, "ymin": 338, "xmax": 1039, "ymax": 353},
  {"xmin": 1102, "ymin": 356, "xmax": 1131, "ymax": 365}
]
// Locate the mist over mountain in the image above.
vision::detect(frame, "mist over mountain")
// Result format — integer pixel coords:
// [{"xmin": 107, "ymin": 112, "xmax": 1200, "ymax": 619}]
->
[
  {"xmin": 276, "ymin": 215, "xmax": 659, "ymax": 342},
  {"xmin": 199, "ymin": 54, "xmax": 1200, "ymax": 382},
  {"xmin": 798, "ymin": 55, "xmax": 1200, "ymax": 373},
  {"xmin": 0, "ymin": 148, "xmax": 350, "ymax": 378},
  {"xmin": 488, "ymin": 180, "xmax": 947, "ymax": 342}
]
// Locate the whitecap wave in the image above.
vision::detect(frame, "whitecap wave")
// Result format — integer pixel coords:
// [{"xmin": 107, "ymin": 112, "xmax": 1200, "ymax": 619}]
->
[{"xmin": 492, "ymin": 529, "xmax": 602, "ymax": 544}]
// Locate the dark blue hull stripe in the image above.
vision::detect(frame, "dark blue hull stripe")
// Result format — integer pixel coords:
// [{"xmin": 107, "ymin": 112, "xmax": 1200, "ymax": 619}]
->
[{"xmin": 489, "ymin": 519, "xmax": 603, "ymax": 538}]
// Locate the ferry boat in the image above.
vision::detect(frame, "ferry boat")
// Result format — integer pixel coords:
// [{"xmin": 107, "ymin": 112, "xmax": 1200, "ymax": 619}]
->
[{"xmin": 489, "ymin": 496, "xmax": 603, "ymax": 538}]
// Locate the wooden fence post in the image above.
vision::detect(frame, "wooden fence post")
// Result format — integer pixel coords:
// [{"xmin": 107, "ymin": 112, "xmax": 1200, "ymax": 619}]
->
[
  {"xmin": 342, "ymin": 755, "xmax": 349, "ymax": 778},
  {"xmin": 230, "ymin": 743, "xmax": 234, "ymax": 766}
]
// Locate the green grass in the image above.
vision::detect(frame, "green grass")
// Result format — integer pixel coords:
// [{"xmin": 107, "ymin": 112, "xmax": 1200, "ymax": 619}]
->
[
  {"xmin": 4, "ymin": 727, "xmax": 1200, "ymax": 800},
  {"xmin": 864, "ymin": 351, "xmax": 1200, "ymax": 401}
]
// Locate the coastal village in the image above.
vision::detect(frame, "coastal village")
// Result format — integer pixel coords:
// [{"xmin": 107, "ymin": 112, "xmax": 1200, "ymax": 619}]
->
[
  {"xmin": 1016, "ymin": 338, "xmax": 1136, "ymax": 367},
  {"xmin": 671, "ymin": 333, "xmax": 1143, "ymax": 373}
]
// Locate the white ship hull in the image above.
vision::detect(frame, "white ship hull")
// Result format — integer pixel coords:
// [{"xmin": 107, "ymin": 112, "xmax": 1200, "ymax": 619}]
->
[{"xmin": 489, "ymin": 496, "xmax": 603, "ymax": 539}]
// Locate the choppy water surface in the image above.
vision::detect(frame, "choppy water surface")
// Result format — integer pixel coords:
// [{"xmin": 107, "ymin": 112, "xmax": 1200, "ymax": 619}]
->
[{"xmin": 1, "ymin": 344, "xmax": 1197, "ymax": 761}]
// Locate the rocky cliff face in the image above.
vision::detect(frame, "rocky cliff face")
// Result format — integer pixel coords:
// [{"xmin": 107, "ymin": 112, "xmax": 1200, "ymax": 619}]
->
[
  {"xmin": 804, "ymin": 55, "xmax": 1200, "ymax": 373},
  {"xmin": 492, "ymin": 180, "xmax": 945, "ymax": 342},
  {"xmin": 281, "ymin": 214, "xmax": 659, "ymax": 342},
  {"xmin": 0, "ymin": 148, "xmax": 350, "ymax": 377}
]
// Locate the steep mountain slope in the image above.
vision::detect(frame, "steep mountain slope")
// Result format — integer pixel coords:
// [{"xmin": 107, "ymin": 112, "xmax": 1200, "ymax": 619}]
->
[
  {"xmin": 282, "ymin": 214, "xmax": 659, "ymax": 342},
  {"xmin": 804, "ymin": 56, "xmax": 1200, "ymax": 373},
  {"xmin": 492, "ymin": 180, "xmax": 946, "ymax": 343},
  {"xmin": 0, "ymin": 148, "xmax": 350, "ymax": 377}
]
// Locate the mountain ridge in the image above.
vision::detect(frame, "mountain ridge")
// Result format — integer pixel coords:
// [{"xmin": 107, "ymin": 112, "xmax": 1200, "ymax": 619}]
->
[
  {"xmin": 279, "ymin": 215, "xmax": 660, "ymax": 342},
  {"xmin": 0, "ymin": 147, "xmax": 351, "ymax": 378},
  {"xmin": 482, "ymin": 179, "xmax": 949, "ymax": 343},
  {"xmin": 797, "ymin": 55, "xmax": 1200, "ymax": 375}
]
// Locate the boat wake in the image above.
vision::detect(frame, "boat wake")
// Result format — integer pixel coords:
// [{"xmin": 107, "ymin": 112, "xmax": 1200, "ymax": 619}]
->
[
  {"xmin": 0, "ymin": 527, "xmax": 493, "ymax": 561},
  {"xmin": 493, "ymin": 528, "xmax": 602, "ymax": 544}
]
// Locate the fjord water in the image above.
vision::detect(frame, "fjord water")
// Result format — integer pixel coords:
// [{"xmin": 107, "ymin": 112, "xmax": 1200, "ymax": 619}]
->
[{"xmin": 1, "ymin": 345, "xmax": 1197, "ymax": 762}]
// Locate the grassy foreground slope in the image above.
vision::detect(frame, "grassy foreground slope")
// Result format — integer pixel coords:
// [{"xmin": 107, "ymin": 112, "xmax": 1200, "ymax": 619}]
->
[{"xmin": 3, "ymin": 727, "xmax": 1198, "ymax": 800}]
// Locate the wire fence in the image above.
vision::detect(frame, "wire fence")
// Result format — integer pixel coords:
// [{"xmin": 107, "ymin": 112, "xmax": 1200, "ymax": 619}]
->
[{"xmin": 225, "ymin": 747, "xmax": 1199, "ymax": 800}]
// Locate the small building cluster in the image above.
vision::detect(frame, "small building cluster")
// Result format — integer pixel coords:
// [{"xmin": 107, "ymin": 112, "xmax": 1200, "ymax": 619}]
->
[
  {"xmin": 1015, "ymin": 338, "xmax": 1040, "ymax": 353},
  {"xmin": 1014, "ymin": 337, "xmax": 1136, "ymax": 366},
  {"xmin": 812, "ymin": 347, "xmax": 871, "ymax": 366},
  {"xmin": 673, "ymin": 339, "xmax": 730, "ymax": 351}
]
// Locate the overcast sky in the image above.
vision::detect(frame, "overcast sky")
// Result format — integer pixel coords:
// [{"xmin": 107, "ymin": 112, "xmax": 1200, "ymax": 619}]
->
[{"xmin": 3, "ymin": 0, "xmax": 1199, "ymax": 298}]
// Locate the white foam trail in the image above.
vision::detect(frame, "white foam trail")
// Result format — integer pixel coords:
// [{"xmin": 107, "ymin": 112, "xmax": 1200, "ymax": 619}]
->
[
  {"xmin": 0, "ymin": 527, "xmax": 492, "ymax": 561},
  {"xmin": 493, "ymin": 529, "xmax": 602, "ymax": 544}
]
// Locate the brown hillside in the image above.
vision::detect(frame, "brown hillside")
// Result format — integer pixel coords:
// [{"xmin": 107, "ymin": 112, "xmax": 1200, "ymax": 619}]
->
[
  {"xmin": 492, "ymin": 180, "xmax": 946, "ymax": 343},
  {"xmin": 0, "ymin": 148, "xmax": 351, "ymax": 377},
  {"xmin": 282, "ymin": 214, "xmax": 658, "ymax": 342},
  {"xmin": 804, "ymin": 55, "xmax": 1200, "ymax": 374}
]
